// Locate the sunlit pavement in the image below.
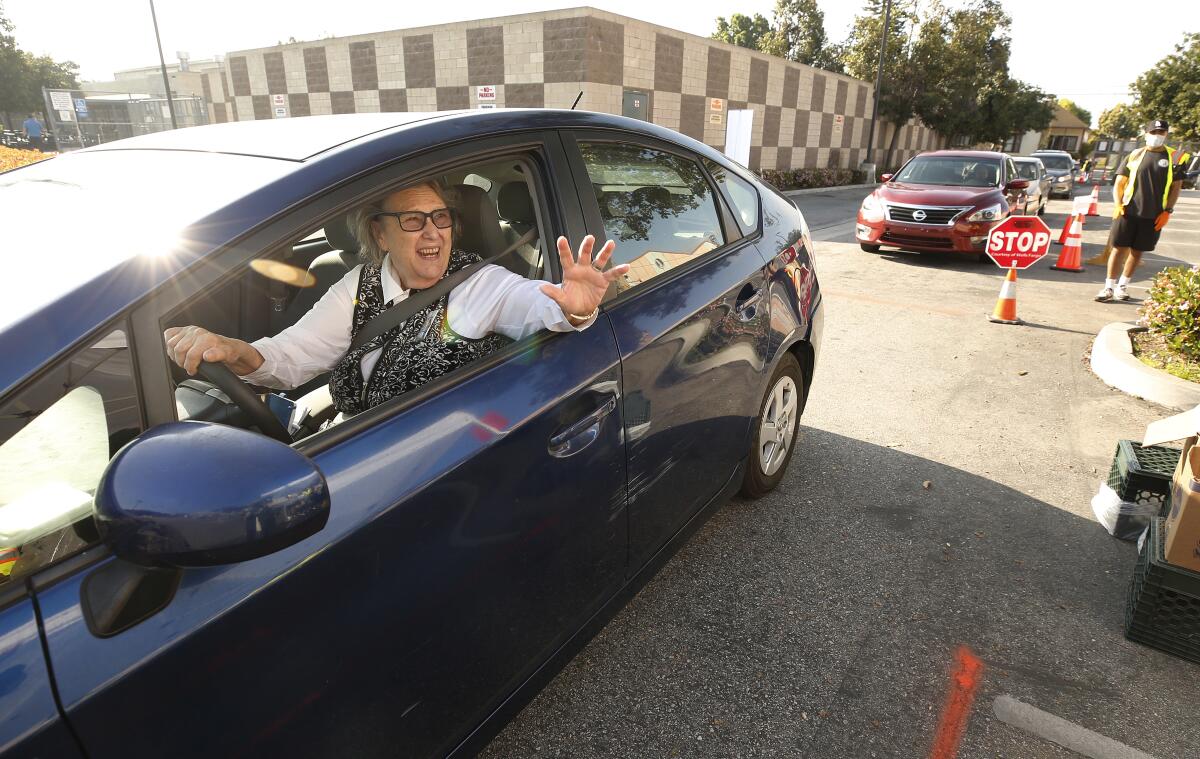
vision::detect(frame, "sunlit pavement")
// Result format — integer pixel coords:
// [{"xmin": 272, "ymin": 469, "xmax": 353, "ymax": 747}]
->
[{"xmin": 481, "ymin": 188, "xmax": 1200, "ymax": 758}]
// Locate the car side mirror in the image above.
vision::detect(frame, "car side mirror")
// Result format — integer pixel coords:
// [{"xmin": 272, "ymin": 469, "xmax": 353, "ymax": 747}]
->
[
  {"xmin": 880, "ymin": 173, "xmax": 894, "ymax": 182},
  {"xmin": 94, "ymin": 421, "xmax": 330, "ymax": 567},
  {"xmin": 1005, "ymin": 179, "xmax": 1030, "ymax": 191}
]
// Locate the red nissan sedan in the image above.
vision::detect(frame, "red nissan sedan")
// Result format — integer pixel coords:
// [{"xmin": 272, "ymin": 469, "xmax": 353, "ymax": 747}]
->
[{"xmin": 856, "ymin": 150, "xmax": 1029, "ymax": 256}]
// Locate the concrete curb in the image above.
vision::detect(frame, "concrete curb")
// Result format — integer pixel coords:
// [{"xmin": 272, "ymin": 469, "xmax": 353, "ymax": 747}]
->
[
  {"xmin": 783, "ymin": 183, "xmax": 875, "ymax": 197},
  {"xmin": 1090, "ymin": 322, "xmax": 1200, "ymax": 411}
]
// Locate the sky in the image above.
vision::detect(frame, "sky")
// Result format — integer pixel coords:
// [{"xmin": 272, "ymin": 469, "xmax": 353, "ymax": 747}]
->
[{"xmin": 4, "ymin": 0, "xmax": 1195, "ymax": 127}]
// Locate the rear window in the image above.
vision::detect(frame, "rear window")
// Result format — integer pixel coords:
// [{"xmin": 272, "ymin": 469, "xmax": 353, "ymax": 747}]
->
[{"xmin": 1014, "ymin": 162, "xmax": 1040, "ymax": 180}]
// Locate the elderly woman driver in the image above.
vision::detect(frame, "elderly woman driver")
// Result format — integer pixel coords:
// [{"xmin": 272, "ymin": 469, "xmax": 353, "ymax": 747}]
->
[{"xmin": 164, "ymin": 180, "xmax": 628, "ymax": 416}]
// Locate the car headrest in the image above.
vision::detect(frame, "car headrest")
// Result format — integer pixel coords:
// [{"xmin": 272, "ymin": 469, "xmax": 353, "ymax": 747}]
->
[
  {"xmin": 498, "ymin": 182, "xmax": 535, "ymax": 224},
  {"xmin": 452, "ymin": 184, "xmax": 507, "ymax": 258},
  {"xmin": 632, "ymin": 185, "xmax": 672, "ymax": 212},
  {"xmin": 324, "ymin": 213, "xmax": 360, "ymax": 255}
]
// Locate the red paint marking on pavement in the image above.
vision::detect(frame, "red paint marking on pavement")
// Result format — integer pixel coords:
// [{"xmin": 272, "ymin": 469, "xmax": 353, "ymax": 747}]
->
[{"xmin": 929, "ymin": 646, "xmax": 985, "ymax": 759}]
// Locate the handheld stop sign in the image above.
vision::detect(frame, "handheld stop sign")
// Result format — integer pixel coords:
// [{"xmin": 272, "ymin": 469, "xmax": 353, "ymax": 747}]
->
[{"xmin": 985, "ymin": 216, "xmax": 1053, "ymax": 269}]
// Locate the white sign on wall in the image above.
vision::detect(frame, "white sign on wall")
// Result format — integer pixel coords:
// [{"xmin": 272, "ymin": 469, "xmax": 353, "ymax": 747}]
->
[
  {"xmin": 724, "ymin": 109, "xmax": 754, "ymax": 167},
  {"xmin": 272, "ymin": 94, "xmax": 286, "ymax": 107},
  {"xmin": 477, "ymin": 103, "xmax": 496, "ymax": 110},
  {"xmin": 49, "ymin": 91, "xmax": 73, "ymax": 111},
  {"xmin": 274, "ymin": 107, "xmax": 288, "ymax": 118},
  {"xmin": 710, "ymin": 98, "xmax": 724, "ymax": 112},
  {"xmin": 476, "ymin": 85, "xmax": 497, "ymax": 101}
]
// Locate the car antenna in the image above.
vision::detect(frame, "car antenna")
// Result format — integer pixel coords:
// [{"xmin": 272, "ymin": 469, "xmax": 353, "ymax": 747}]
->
[{"xmin": 570, "ymin": 91, "xmax": 583, "ymax": 110}]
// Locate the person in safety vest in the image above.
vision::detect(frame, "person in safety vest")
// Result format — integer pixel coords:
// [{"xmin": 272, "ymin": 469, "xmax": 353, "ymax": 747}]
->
[{"xmin": 1096, "ymin": 119, "xmax": 1186, "ymax": 302}]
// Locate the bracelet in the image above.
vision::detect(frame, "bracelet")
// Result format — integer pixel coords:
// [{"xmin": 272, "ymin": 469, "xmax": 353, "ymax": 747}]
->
[{"xmin": 567, "ymin": 306, "xmax": 599, "ymax": 323}]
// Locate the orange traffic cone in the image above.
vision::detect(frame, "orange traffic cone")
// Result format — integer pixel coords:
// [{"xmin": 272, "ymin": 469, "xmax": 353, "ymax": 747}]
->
[
  {"xmin": 1051, "ymin": 215, "xmax": 1085, "ymax": 272},
  {"xmin": 989, "ymin": 267, "xmax": 1022, "ymax": 324},
  {"xmin": 1087, "ymin": 185, "xmax": 1100, "ymax": 216},
  {"xmin": 1057, "ymin": 211, "xmax": 1078, "ymax": 244}
]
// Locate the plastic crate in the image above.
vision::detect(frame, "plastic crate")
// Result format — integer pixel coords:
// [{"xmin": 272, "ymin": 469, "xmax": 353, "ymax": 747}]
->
[
  {"xmin": 1106, "ymin": 440, "xmax": 1180, "ymax": 521},
  {"xmin": 1124, "ymin": 518, "xmax": 1200, "ymax": 663}
]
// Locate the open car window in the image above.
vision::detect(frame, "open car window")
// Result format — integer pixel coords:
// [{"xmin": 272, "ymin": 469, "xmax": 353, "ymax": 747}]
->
[
  {"xmin": 0, "ymin": 327, "xmax": 142, "ymax": 587},
  {"xmin": 164, "ymin": 153, "xmax": 557, "ymax": 445}
]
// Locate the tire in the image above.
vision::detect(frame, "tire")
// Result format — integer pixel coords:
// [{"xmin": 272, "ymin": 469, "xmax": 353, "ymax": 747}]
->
[
  {"xmin": 741, "ymin": 354, "xmax": 805, "ymax": 499},
  {"xmin": 860, "ymin": 243, "xmax": 882, "ymax": 253}
]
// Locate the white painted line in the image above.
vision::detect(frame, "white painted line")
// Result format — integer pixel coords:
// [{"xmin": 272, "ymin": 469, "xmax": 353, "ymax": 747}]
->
[{"xmin": 992, "ymin": 695, "xmax": 1159, "ymax": 759}]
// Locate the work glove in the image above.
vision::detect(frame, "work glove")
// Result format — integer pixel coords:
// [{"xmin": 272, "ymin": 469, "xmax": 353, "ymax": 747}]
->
[
  {"xmin": 1154, "ymin": 211, "xmax": 1170, "ymax": 232},
  {"xmin": 1112, "ymin": 203, "xmax": 1124, "ymax": 219}
]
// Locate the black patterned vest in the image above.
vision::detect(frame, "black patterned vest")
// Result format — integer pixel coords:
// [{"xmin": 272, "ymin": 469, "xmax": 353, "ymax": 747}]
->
[{"xmin": 328, "ymin": 249, "xmax": 511, "ymax": 415}]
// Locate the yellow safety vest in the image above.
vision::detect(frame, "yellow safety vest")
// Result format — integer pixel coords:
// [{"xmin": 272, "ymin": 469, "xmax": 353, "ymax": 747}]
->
[{"xmin": 1121, "ymin": 146, "xmax": 1175, "ymax": 208}]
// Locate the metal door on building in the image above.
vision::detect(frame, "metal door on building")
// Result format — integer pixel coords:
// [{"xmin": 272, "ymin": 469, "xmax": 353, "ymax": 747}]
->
[{"xmin": 622, "ymin": 90, "xmax": 650, "ymax": 122}]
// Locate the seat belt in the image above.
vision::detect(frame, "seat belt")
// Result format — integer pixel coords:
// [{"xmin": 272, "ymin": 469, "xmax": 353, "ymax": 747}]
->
[{"xmin": 349, "ymin": 228, "xmax": 539, "ymax": 352}]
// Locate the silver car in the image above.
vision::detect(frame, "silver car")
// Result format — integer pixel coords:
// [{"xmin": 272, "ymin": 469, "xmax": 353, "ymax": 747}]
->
[
  {"xmin": 1031, "ymin": 151, "xmax": 1077, "ymax": 198},
  {"xmin": 1012, "ymin": 157, "xmax": 1050, "ymax": 215}
]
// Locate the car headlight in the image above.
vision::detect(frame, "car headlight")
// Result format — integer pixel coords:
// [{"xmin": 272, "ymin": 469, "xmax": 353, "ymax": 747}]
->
[
  {"xmin": 967, "ymin": 204, "xmax": 1002, "ymax": 223},
  {"xmin": 860, "ymin": 193, "xmax": 884, "ymax": 221}
]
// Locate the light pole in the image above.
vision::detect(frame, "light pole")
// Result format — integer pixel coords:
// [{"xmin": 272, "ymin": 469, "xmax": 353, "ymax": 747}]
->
[
  {"xmin": 149, "ymin": 0, "xmax": 178, "ymax": 130},
  {"xmin": 863, "ymin": 0, "xmax": 893, "ymax": 177}
]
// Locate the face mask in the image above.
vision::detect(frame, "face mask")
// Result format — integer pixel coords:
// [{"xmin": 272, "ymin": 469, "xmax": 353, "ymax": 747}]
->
[{"xmin": 1146, "ymin": 133, "xmax": 1167, "ymax": 148}]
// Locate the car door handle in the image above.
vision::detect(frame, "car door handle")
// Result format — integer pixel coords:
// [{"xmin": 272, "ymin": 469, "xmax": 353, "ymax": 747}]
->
[
  {"xmin": 548, "ymin": 395, "xmax": 617, "ymax": 458},
  {"xmin": 735, "ymin": 286, "xmax": 763, "ymax": 320}
]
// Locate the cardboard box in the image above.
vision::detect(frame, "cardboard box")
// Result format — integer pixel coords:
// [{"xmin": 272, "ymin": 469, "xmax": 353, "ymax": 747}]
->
[
  {"xmin": 1144, "ymin": 406, "xmax": 1200, "ymax": 571},
  {"xmin": 1165, "ymin": 441, "xmax": 1200, "ymax": 572}
]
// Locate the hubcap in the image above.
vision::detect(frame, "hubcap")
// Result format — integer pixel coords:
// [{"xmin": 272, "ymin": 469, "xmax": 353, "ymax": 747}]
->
[{"xmin": 758, "ymin": 375, "xmax": 799, "ymax": 476}]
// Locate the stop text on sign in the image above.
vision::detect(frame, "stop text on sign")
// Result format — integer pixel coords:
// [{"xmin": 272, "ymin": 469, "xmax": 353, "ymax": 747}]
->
[
  {"xmin": 985, "ymin": 215, "xmax": 1052, "ymax": 269},
  {"xmin": 988, "ymin": 230, "xmax": 1050, "ymax": 254}
]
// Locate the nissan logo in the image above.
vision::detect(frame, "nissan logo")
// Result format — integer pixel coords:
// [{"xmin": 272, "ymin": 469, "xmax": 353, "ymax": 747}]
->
[{"xmin": 912, "ymin": 209, "xmax": 927, "ymax": 221}]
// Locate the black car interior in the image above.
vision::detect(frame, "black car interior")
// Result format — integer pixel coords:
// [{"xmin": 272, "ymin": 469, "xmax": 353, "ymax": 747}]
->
[{"xmin": 166, "ymin": 157, "xmax": 548, "ymax": 443}]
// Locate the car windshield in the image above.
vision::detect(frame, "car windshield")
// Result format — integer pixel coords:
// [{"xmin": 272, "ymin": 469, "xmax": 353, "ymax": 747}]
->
[
  {"xmin": 1035, "ymin": 155, "xmax": 1073, "ymax": 171},
  {"xmin": 1014, "ymin": 162, "xmax": 1040, "ymax": 180},
  {"xmin": 894, "ymin": 156, "xmax": 1001, "ymax": 187}
]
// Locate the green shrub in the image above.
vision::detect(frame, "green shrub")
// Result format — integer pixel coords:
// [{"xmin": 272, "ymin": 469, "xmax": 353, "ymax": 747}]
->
[
  {"xmin": 757, "ymin": 168, "xmax": 867, "ymax": 191},
  {"xmin": 1142, "ymin": 266, "xmax": 1200, "ymax": 360}
]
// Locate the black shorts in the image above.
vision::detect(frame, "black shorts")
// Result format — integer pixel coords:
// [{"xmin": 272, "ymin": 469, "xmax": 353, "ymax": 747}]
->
[{"xmin": 1113, "ymin": 215, "xmax": 1161, "ymax": 252}]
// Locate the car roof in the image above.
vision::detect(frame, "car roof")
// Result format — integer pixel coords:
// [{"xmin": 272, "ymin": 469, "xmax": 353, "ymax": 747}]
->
[
  {"xmin": 0, "ymin": 109, "xmax": 741, "ymax": 394},
  {"xmin": 1012, "ymin": 156, "xmax": 1044, "ymax": 163},
  {"xmin": 86, "ymin": 112, "xmax": 444, "ymax": 161},
  {"xmin": 913, "ymin": 150, "xmax": 1007, "ymax": 160}
]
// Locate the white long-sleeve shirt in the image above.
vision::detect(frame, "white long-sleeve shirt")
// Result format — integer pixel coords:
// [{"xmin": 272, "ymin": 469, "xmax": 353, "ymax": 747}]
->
[{"xmin": 242, "ymin": 260, "xmax": 592, "ymax": 390}]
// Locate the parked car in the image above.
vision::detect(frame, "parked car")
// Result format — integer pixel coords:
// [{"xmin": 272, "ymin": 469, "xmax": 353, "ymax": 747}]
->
[
  {"xmin": 855, "ymin": 150, "xmax": 1029, "ymax": 256},
  {"xmin": 1011, "ymin": 156, "xmax": 1050, "ymax": 215},
  {"xmin": 1182, "ymin": 155, "xmax": 1200, "ymax": 190},
  {"xmin": 0, "ymin": 110, "xmax": 822, "ymax": 759},
  {"xmin": 1031, "ymin": 149, "xmax": 1077, "ymax": 197}
]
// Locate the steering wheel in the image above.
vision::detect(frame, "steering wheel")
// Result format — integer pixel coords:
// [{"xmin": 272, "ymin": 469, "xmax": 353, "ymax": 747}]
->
[{"xmin": 197, "ymin": 361, "xmax": 292, "ymax": 443}]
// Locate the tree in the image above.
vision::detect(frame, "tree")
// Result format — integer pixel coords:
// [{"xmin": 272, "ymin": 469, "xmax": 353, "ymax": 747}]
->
[
  {"xmin": 841, "ymin": 0, "xmax": 920, "ymax": 167},
  {"xmin": 1057, "ymin": 98, "xmax": 1092, "ymax": 128},
  {"xmin": 1130, "ymin": 32, "xmax": 1200, "ymax": 143},
  {"xmin": 1097, "ymin": 103, "xmax": 1142, "ymax": 139},
  {"xmin": 765, "ymin": 0, "xmax": 843, "ymax": 73},
  {"xmin": 712, "ymin": 13, "xmax": 773, "ymax": 51},
  {"xmin": 0, "ymin": 3, "xmax": 79, "ymax": 123}
]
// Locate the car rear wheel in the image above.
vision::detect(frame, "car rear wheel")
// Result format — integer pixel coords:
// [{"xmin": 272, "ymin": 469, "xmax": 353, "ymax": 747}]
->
[
  {"xmin": 860, "ymin": 243, "xmax": 881, "ymax": 253},
  {"xmin": 741, "ymin": 354, "xmax": 805, "ymax": 499}
]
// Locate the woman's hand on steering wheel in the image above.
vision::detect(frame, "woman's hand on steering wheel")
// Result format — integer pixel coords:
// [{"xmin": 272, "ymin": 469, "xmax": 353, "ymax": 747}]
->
[
  {"xmin": 540, "ymin": 235, "xmax": 629, "ymax": 322},
  {"xmin": 164, "ymin": 326, "xmax": 264, "ymax": 376}
]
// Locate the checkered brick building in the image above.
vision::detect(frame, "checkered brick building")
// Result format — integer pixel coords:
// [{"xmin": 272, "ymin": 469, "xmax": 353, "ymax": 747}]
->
[{"xmin": 199, "ymin": 7, "xmax": 944, "ymax": 171}]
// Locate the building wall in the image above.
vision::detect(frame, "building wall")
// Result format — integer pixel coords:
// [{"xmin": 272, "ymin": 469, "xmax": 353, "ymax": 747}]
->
[{"xmin": 200, "ymin": 8, "xmax": 943, "ymax": 171}]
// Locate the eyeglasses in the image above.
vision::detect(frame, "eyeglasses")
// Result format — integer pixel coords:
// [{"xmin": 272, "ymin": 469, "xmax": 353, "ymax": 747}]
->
[{"xmin": 374, "ymin": 208, "xmax": 455, "ymax": 232}]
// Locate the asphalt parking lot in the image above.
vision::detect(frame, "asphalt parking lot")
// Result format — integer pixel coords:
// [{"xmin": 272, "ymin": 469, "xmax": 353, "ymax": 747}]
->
[{"xmin": 482, "ymin": 187, "xmax": 1200, "ymax": 758}]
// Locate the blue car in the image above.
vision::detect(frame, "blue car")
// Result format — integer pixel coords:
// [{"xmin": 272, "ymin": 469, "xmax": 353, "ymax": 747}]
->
[{"xmin": 0, "ymin": 110, "xmax": 822, "ymax": 758}]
